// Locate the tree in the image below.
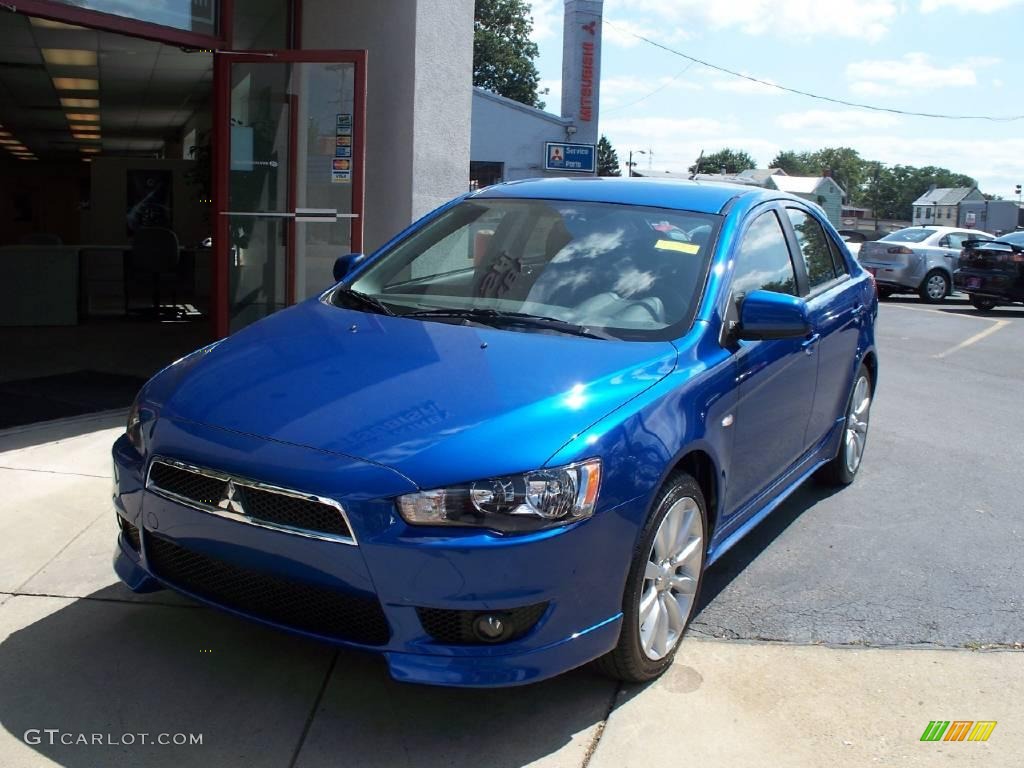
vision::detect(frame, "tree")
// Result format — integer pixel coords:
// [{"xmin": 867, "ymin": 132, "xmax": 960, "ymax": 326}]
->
[
  {"xmin": 769, "ymin": 150, "xmax": 815, "ymax": 176},
  {"xmin": 771, "ymin": 147, "xmax": 865, "ymax": 202},
  {"xmin": 473, "ymin": 0, "xmax": 547, "ymax": 109},
  {"xmin": 597, "ymin": 135, "xmax": 621, "ymax": 176},
  {"xmin": 689, "ymin": 148, "xmax": 756, "ymax": 175}
]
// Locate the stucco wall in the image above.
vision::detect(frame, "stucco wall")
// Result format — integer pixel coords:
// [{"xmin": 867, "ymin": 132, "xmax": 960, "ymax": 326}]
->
[
  {"xmin": 471, "ymin": 91, "xmax": 572, "ymax": 181},
  {"xmin": 301, "ymin": 0, "xmax": 472, "ymax": 253}
]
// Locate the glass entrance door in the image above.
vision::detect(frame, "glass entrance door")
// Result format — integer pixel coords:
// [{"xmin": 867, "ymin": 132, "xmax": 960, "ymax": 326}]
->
[{"xmin": 214, "ymin": 51, "xmax": 365, "ymax": 334}]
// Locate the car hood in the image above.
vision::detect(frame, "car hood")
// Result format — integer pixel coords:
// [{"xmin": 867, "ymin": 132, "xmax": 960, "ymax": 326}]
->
[{"xmin": 160, "ymin": 298, "xmax": 678, "ymax": 489}]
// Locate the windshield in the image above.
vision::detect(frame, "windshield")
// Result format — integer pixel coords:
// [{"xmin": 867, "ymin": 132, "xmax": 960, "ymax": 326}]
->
[
  {"xmin": 341, "ymin": 198, "xmax": 721, "ymax": 340},
  {"xmin": 881, "ymin": 228, "xmax": 935, "ymax": 243},
  {"xmin": 996, "ymin": 231, "xmax": 1024, "ymax": 246}
]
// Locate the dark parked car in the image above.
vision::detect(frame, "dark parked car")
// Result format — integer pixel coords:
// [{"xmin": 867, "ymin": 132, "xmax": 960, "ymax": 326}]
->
[{"xmin": 955, "ymin": 230, "xmax": 1024, "ymax": 311}]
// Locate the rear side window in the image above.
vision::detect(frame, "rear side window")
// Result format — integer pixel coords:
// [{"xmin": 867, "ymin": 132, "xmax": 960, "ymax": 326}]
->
[
  {"xmin": 786, "ymin": 208, "xmax": 837, "ymax": 290},
  {"xmin": 732, "ymin": 211, "xmax": 797, "ymax": 296}
]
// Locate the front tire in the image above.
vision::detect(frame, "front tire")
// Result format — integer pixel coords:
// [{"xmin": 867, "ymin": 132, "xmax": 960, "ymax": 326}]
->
[
  {"xmin": 919, "ymin": 270, "xmax": 949, "ymax": 303},
  {"xmin": 596, "ymin": 473, "xmax": 707, "ymax": 683},
  {"xmin": 817, "ymin": 363, "xmax": 872, "ymax": 486},
  {"xmin": 970, "ymin": 295, "xmax": 998, "ymax": 312},
  {"xmin": 877, "ymin": 288, "xmax": 894, "ymax": 300}
]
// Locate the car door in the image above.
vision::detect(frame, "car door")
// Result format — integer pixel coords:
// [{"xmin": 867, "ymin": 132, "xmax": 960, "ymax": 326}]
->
[
  {"xmin": 723, "ymin": 206, "xmax": 817, "ymax": 520},
  {"xmin": 782, "ymin": 206, "xmax": 864, "ymax": 450}
]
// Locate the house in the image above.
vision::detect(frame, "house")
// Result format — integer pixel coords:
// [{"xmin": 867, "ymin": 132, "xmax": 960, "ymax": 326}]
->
[
  {"xmin": 631, "ymin": 169, "xmax": 762, "ymax": 185},
  {"xmin": 764, "ymin": 174, "xmax": 846, "ymax": 227},
  {"xmin": 736, "ymin": 168, "xmax": 788, "ymax": 184},
  {"xmin": 911, "ymin": 186, "xmax": 984, "ymax": 226}
]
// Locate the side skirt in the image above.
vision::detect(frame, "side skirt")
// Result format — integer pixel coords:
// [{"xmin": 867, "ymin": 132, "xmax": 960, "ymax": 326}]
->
[{"xmin": 705, "ymin": 418, "xmax": 843, "ymax": 567}]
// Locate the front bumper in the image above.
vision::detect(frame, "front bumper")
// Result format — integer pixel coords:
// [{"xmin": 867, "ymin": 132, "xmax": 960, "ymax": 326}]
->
[{"xmin": 112, "ymin": 429, "xmax": 637, "ymax": 687}]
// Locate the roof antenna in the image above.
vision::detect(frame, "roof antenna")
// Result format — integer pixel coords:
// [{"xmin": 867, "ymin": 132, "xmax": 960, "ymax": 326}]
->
[{"xmin": 689, "ymin": 149, "xmax": 704, "ymax": 181}]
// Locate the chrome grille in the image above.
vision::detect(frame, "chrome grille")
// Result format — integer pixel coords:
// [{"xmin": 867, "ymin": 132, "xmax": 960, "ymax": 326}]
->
[{"xmin": 146, "ymin": 457, "xmax": 355, "ymax": 544}]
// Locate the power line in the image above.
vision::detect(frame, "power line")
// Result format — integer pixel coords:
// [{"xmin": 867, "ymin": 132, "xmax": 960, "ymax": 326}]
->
[
  {"xmin": 602, "ymin": 19, "xmax": 1024, "ymax": 123},
  {"xmin": 602, "ymin": 61, "xmax": 695, "ymax": 115}
]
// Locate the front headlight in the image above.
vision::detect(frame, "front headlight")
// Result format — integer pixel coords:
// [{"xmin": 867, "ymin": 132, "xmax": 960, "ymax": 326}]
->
[{"xmin": 397, "ymin": 459, "xmax": 602, "ymax": 533}]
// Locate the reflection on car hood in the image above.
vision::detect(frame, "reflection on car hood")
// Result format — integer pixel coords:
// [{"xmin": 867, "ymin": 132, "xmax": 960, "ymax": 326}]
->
[{"xmin": 162, "ymin": 298, "xmax": 678, "ymax": 489}]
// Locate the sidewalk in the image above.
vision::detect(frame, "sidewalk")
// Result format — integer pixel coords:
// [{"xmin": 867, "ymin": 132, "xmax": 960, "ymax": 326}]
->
[{"xmin": 1, "ymin": 415, "xmax": 1020, "ymax": 767}]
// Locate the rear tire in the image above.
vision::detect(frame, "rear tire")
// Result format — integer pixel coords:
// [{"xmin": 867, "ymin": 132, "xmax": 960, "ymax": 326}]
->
[
  {"xmin": 919, "ymin": 270, "xmax": 949, "ymax": 303},
  {"xmin": 817, "ymin": 363, "xmax": 872, "ymax": 486},
  {"xmin": 970, "ymin": 295, "xmax": 998, "ymax": 312},
  {"xmin": 596, "ymin": 473, "xmax": 707, "ymax": 683}
]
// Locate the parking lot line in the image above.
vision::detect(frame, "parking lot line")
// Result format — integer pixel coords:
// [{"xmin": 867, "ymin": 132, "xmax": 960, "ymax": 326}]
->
[
  {"xmin": 933, "ymin": 320, "xmax": 1010, "ymax": 359},
  {"xmin": 887, "ymin": 304, "xmax": 999, "ymax": 322},
  {"xmin": 884, "ymin": 303, "xmax": 1011, "ymax": 358}
]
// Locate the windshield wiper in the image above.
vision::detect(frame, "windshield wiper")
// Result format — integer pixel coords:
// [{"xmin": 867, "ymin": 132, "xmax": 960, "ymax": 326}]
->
[
  {"xmin": 402, "ymin": 307, "xmax": 613, "ymax": 340},
  {"xmin": 333, "ymin": 287, "xmax": 396, "ymax": 316}
]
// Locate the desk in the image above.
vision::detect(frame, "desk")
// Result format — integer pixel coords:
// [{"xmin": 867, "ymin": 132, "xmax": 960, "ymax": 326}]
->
[{"xmin": 0, "ymin": 245, "xmax": 211, "ymax": 326}]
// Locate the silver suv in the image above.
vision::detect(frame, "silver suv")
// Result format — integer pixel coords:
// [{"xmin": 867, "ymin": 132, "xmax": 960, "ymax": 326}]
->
[{"xmin": 858, "ymin": 226, "xmax": 993, "ymax": 303}]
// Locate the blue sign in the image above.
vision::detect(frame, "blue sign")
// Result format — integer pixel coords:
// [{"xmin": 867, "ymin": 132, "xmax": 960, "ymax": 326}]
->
[{"xmin": 544, "ymin": 142, "xmax": 596, "ymax": 174}]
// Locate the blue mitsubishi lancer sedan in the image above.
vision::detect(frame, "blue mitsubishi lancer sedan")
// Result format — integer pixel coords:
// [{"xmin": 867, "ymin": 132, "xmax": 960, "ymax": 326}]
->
[{"xmin": 112, "ymin": 178, "xmax": 878, "ymax": 687}]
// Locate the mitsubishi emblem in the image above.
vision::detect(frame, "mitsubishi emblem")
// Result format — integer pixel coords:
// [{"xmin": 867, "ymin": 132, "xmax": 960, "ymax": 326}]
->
[{"xmin": 217, "ymin": 480, "xmax": 245, "ymax": 515}]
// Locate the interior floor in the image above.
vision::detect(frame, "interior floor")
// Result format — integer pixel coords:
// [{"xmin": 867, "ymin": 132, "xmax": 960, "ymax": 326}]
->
[{"xmin": 0, "ymin": 318, "xmax": 209, "ymax": 428}]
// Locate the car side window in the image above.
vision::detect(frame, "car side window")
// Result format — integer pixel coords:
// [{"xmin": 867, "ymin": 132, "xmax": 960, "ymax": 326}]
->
[
  {"xmin": 732, "ymin": 210, "xmax": 797, "ymax": 296},
  {"xmin": 786, "ymin": 208, "xmax": 837, "ymax": 290}
]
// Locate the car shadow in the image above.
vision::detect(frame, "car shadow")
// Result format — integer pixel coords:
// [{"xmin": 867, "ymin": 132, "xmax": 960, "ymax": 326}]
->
[
  {"xmin": 695, "ymin": 480, "xmax": 845, "ymax": 615},
  {"xmin": 0, "ymin": 584, "xmax": 615, "ymax": 768}
]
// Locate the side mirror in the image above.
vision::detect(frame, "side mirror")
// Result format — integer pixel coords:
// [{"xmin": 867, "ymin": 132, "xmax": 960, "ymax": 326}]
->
[
  {"xmin": 333, "ymin": 252, "xmax": 366, "ymax": 283},
  {"xmin": 737, "ymin": 290, "xmax": 811, "ymax": 341}
]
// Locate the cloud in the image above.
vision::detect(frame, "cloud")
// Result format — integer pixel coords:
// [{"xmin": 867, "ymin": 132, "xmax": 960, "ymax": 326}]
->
[
  {"xmin": 920, "ymin": 0, "xmax": 1024, "ymax": 11},
  {"xmin": 845, "ymin": 53, "xmax": 999, "ymax": 95},
  {"xmin": 602, "ymin": 116, "xmax": 738, "ymax": 141},
  {"xmin": 711, "ymin": 77, "xmax": 780, "ymax": 96},
  {"xmin": 607, "ymin": 0, "xmax": 900, "ymax": 43},
  {"xmin": 776, "ymin": 109, "xmax": 902, "ymax": 132},
  {"xmin": 528, "ymin": 0, "xmax": 562, "ymax": 41}
]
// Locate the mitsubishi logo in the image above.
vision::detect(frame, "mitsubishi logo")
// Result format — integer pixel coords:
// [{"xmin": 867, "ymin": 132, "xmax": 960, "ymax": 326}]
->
[
  {"xmin": 217, "ymin": 480, "xmax": 245, "ymax": 515},
  {"xmin": 582, "ymin": 20, "xmax": 596, "ymax": 35}
]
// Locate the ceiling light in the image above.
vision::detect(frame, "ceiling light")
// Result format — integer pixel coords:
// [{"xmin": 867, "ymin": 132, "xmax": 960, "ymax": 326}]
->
[
  {"xmin": 65, "ymin": 113, "xmax": 100, "ymax": 122},
  {"xmin": 31, "ymin": 18, "xmax": 85, "ymax": 30},
  {"xmin": 81, "ymin": 147, "xmax": 101, "ymax": 154},
  {"xmin": 60, "ymin": 97, "xmax": 99, "ymax": 109},
  {"xmin": 53, "ymin": 77, "xmax": 99, "ymax": 91},
  {"xmin": 42, "ymin": 49, "xmax": 98, "ymax": 67},
  {"xmin": 73, "ymin": 134, "xmax": 102, "ymax": 141},
  {"xmin": 0, "ymin": 139, "xmax": 22, "ymax": 145},
  {"xmin": 68, "ymin": 123, "xmax": 101, "ymax": 132}
]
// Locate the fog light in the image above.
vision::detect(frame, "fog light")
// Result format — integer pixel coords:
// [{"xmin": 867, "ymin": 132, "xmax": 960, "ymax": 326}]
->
[{"xmin": 473, "ymin": 614, "xmax": 509, "ymax": 642}]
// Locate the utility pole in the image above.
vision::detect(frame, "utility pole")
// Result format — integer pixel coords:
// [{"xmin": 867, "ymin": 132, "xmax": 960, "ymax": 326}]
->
[{"xmin": 627, "ymin": 149, "xmax": 646, "ymax": 177}]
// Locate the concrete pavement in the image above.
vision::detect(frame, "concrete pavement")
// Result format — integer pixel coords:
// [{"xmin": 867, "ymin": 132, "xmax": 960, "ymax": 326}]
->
[{"xmin": 1, "ymin": 410, "xmax": 1020, "ymax": 767}]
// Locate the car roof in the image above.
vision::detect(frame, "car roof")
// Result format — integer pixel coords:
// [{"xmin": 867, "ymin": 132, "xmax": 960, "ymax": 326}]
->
[
  {"xmin": 470, "ymin": 177, "xmax": 782, "ymax": 216},
  {"xmin": 899, "ymin": 226, "xmax": 989, "ymax": 235}
]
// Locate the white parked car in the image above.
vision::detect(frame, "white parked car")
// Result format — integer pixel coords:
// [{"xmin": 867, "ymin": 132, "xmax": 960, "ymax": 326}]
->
[{"xmin": 857, "ymin": 226, "xmax": 993, "ymax": 303}]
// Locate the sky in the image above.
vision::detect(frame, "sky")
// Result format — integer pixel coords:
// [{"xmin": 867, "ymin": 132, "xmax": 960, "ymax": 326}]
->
[{"xmin": 528, "ymin": 0, "xmax": 1024, "ymax": 196}]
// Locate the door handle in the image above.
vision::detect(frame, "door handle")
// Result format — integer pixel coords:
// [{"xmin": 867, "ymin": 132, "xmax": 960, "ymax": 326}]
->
[
  {"xmin": 852, "ymin": 304, "xmax": 865, "ymax": 317},
  {"xmin": 801, "ymin": 333, "xmax": 820, "ymax": 355}
]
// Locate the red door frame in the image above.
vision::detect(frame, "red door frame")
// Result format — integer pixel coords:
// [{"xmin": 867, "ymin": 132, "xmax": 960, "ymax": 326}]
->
[{"xmin": 211, "ymin": 50, "xmax": 367, "ymax": 339}]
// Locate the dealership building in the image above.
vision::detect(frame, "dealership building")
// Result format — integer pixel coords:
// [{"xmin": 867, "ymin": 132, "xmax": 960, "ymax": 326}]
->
[{"xmin": 0, "ymin": 0, "xmax": 604, "ymax": 427}]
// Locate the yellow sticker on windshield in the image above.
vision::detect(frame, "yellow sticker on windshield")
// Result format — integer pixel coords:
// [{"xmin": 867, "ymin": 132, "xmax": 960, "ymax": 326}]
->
[{"xmin": 655, "ymin": 240, "xmax": 700, "ymax": 254}]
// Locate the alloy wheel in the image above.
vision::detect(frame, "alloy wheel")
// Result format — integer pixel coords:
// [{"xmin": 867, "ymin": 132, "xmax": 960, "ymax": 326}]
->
[
  {"xmin": 638, "ymin": 497, "xmax": 704, "ymax": 661},
  {"xmin": 844, "ymin": 374, "xmax": 871, "ymax": 474}
]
